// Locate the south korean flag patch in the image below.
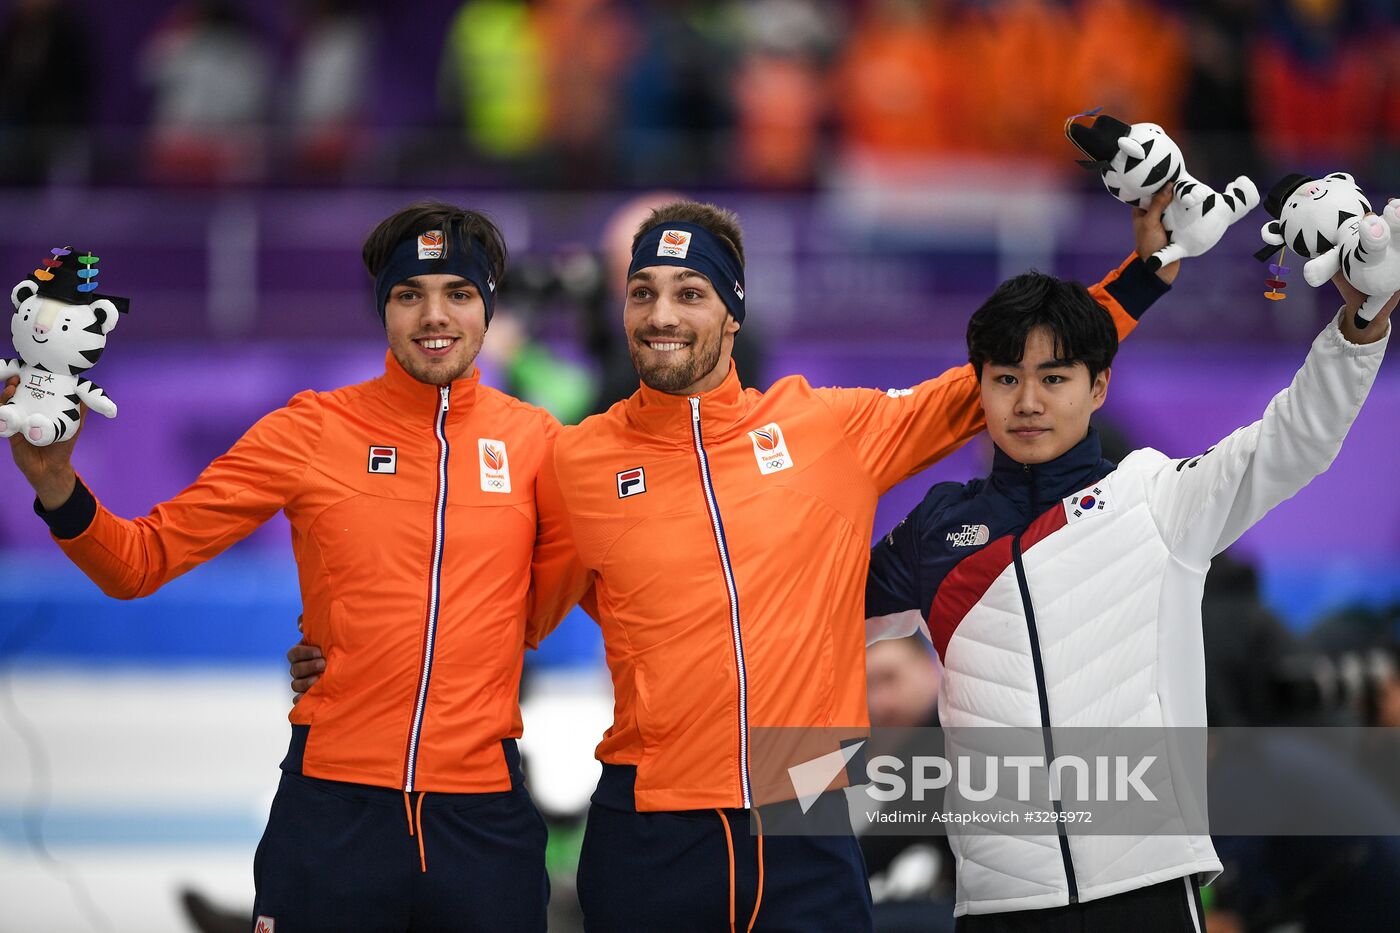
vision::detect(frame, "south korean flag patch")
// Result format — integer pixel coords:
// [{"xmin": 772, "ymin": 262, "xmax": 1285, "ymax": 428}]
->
[{"xmin": 1063, "ymin": 481, "xmax": 1113, "ymax": 524}]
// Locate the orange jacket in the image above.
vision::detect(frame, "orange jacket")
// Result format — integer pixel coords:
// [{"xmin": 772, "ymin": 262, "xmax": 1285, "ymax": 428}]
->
[
  {"xmin": 50, "ymin": 351, "xmax": 576, "ymax": 793},
  {"xmin": 544, "ymin": 256, "xmax": 1159, "ymax": 811}
]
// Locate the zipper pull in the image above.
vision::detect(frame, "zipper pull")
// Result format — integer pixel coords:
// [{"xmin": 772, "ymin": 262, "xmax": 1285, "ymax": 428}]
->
[
  {"xmin": 689, "ymin": 397, "xmax": 700, "ymax": 423},
  {"xmin": 440, "ymin": 386, "xmax": 450, "ymax": 412}
]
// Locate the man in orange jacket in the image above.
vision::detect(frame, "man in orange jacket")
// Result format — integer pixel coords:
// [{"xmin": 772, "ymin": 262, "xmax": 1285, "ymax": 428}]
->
[
  {"xmin": 532, "ymin": 198, "xmax": 1176, "ymax": 932},
  {"xmin": 6, "ymin": 202, "xmax": 581, "ymax": 931}
]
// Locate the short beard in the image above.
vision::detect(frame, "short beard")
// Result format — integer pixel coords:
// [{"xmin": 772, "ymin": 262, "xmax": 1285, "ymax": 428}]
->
[{"xmin": 631, "ymin": 330, "xmax": 724, "ymax": 393}]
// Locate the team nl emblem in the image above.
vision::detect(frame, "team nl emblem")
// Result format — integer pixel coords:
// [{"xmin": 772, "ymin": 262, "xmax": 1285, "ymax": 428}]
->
[
  {"xmin": 479, "ymin": 439, "xmax": 512, "ymax": 493},
  {"xmin": 749, "ymin": 423, "xmax": 794, "ymax": 475},
  {"xmin": 417, "ymin": 230, "xmax": 444, "ymax": 260},
  {"xmin": 657, "ymin": 229, "xmax": 692, "ymax": 259}
]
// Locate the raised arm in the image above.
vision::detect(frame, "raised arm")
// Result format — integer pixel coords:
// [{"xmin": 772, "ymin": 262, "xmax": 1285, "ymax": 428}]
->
[
  {"xmin": 1146, "ymin": 286, "xmax": 1393, "ymax": 565},
  {"xmin": 26, "ymin": 392, "xmax": 323, "ymax": 599},
  {"xmin": 815, "ymin": 190, "xmax": 1179, "ymax": 492},
  {"xmin": 813, "ymin": 252, "xmax": 1169, "ymax": 493}
]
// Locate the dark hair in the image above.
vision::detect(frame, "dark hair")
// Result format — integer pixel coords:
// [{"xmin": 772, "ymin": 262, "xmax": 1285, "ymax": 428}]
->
[
  {"xmin": 361, "ymin": 201, "xmax": 508, "ymax": 284},
  {"xmin": 631, "ymin": 200, "xmax": 745, "ymax": 267},
  {"xmin": 966, "ymin": 271, "xmax": 1118, "ymax": 382}
]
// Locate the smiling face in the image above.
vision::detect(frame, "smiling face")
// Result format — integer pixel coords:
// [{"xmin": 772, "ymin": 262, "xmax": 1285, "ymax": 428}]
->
[
  {"xmin": 623, "ymin": 265, "xmax": 739, "ymax": 395},
  {"xmin": 979, "ymin": 326, "xmax": 1109, "ymax": 465},
  {"xmin": 384, "ymin": 273, "xmax": 487, "ymax": 385}
]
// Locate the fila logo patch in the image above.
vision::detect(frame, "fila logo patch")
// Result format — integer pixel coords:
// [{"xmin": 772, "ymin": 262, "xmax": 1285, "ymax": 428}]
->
[
  {"xmin": 368, "ymin": 446, "xmax": 397, "ymax": 474},
  {"xmin": 255, "ymin": 917, "xmax": 275, "ymax": 933},
  {"xmin": 478, "ymin": 439, "xmax": 511, "ymax": 493},
  {"xmin": 946, "ymin": 524, "xmax": 990, "ymax": 547},
  {"xmin": 617, "ymin": 467, "xmax": 646, "ymax": 498},
  {"xmin": 657, "ymin": 229, "xmax": 691, "ymax": 258},
  {"xmin": 1064, "ymin": 482, "xmax": 1113, "ymax": 523},
  {"xmin": 749, "ymin": 423, "xmax": 794, "ymax": 475},
  {"xmin": 417, "ymin": 230, "xmax": 444, "ymax": 260}
]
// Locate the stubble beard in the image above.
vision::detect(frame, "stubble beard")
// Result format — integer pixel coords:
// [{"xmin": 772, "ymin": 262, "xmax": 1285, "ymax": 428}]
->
[
  {"xmin": 631, "ymin": 329, "xmax": 723, "ymax": 394},
  {"xmin": 391, "ymin": 334, "xmax": 482, "ymax": 387}
]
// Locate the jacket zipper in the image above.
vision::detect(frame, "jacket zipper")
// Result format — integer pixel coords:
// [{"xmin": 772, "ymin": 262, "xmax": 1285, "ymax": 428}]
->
[
  {"xmin": 404, "ymin": 384, "xmax": 451, "ymax": 792},
  {"xmin": 689, "ymin": 396, "xmax": 752, "ymax": 808},
  {"xmin": 1012, "ymin": 464, "xmax": 1079, "ymax": 904}
]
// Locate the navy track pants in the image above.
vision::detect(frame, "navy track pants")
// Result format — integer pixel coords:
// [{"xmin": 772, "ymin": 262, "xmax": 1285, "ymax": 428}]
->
[{"xmin": 250, "ymin": 765, "xmax": 547, "ymax": 931}]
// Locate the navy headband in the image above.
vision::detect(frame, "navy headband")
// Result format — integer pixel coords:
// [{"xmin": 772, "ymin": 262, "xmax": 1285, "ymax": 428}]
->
[
  {"xmin": 374, "ymin": 228, "xmax": 497, "ymax": 325},
  {"xmin": 628, "ymin": 221, "xmax": 746, "ymax": 324}
]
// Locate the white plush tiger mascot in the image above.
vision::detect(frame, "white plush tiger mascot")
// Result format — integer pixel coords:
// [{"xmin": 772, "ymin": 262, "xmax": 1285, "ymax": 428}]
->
[
  {"xmin": 1066, "ymin": 112, "xmax": 1260, "ymax": 271},
  {"xmin": 1258, "ymin": 172, "xmax": 1399, "ymax": 327},
  {"xmin": 2, "ymin": 247, "xmax": 127, "ymax": 446}
]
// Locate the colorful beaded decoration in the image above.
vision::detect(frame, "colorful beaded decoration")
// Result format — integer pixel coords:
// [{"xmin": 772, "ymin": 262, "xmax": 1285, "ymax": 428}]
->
[
  {"xmin": 33, "ymin": 246, "xmax": 70, "ymax": 282},
  {"xmin": 76, "ymin": 252, "xmax": 101, "ymax": 292},
  {"xmin": 1264, "ymin": 249, "xmax": 1289, "ymax": 301}
]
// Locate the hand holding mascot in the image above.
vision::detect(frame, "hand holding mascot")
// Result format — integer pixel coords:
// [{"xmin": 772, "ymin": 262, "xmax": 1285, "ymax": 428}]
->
[
  {"xmin": 1065, "ymin": 111, "xmax": 1260, "ymax": 270},
  {"xmin": 2, "ymin": 247, "xmax": 127, "ymax": 447},
  {"xmin": 1257, "ymin": 173, "xmax": 1400, "ymax": 329}
]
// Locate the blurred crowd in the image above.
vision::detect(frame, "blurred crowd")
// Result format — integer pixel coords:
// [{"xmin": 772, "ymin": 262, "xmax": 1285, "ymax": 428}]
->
[{"xmin": 2, "ymin": 0, "xmax": 1399, "ymax": 189}]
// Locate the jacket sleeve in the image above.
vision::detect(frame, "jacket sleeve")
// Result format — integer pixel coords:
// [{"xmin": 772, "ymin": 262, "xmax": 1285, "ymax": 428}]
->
[
  {"xmin": 865, "ymin": 506, "xmax": 934, "ymax": 644},
  {"xmin": 814, "ymin": 255, "xmax": 1165, "ymax": 493},
  {"xmin": 37, "ymin": 392, "xmax": 324, "ymax": 599},
  {"xmin": 524, "ymin": 420, "xmax": 594, "ymax": 648},
  {"xmin": 1144, "ymin": 313, "xmax": 1388, "ymax": 565}
]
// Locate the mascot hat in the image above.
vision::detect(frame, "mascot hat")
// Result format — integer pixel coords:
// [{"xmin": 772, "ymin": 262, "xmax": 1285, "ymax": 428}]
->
[
  {"xmin": 25, "ymin": 247, "xmax": 130, "ymax": 314},
  {"xmin": 1262, "ymin": 174, "xmax": 1316, "ymax": 221}
]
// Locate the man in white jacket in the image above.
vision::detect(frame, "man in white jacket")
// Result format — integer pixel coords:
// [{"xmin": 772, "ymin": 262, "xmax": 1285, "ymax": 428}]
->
[{"xmin": 866, "ymin": 269, "xmax": 1393, "ymax": 931}]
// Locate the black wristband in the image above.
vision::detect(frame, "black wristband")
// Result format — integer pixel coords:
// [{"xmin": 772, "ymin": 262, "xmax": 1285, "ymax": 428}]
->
[
  {"xmin": 34, "ymin": 476, "xmax": 97, "ymax": 539},
  {"xmin": 1105, "ymin": 256, "xmax": 1172, "ymax": 321}
]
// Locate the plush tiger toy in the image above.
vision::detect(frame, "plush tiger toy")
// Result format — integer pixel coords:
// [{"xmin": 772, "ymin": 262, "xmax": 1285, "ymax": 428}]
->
[
  {"xmin": 2, "ymin": 247, "xmax": 127, "ymax": 446},
  {"xmin": 1066, "ymin": 112, "xmax": 1260, "ymax": 271},
  {"xmin": 1258, "ymin": 172, "xmax": 1400, "ymax": 327}
]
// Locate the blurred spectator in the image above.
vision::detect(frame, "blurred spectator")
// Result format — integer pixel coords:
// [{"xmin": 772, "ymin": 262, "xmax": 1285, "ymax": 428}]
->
[
  {"xmin": 141, "ymin": 1, "xmax": 272, "ymax": 185},
  {"xmin": 537, "ymin": 0, "xmax": 630, "ymax": 184},
  {"xmin": 1180, "ymin": 0, "xmax": 1262, "ymax": 181},
  {"xmin": 1201, "ymin": 550, "xmax": 1300, "ymax": 728},
  {"xmin": 961, "ymin": 0, "xmax": 1076, "ymax": 163},
  {"xmin": 440, "ymin": 0, "xmax": 548, "ymax": 167},
  {"xmin": 284, "ymin": 0, "xmax": 371, "ymax": 180},
  {"xmin": 1248, "ymin": 0, "xmax": 1393, "ymax": 177},
  {"xmin": 617, "ymin": 0, "xmax": 737, "ymax": 185},
  {"xmin": 837, "ymin": 0, "xmax": 974, "ymax": 162},
  {"xmin": 1066, "ymin": 0, "xmax": 1186, "ymax": 135},
  {"xmin": 0, "ymin": 0, "xmax": 92, "ymax": 186},
  {"xmin": 1201, "ymin": 553, "xmax": 1400, "ymax": 932},
  {"xmin": 861, "ymin": 636, "xmax": 956, "ymax": 933},
  {"xmin": 731, "ymin": 0, "xmax": 841, "ymax": 187}
]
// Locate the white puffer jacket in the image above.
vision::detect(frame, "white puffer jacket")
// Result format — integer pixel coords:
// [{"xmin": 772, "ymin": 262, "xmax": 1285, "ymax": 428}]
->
[{"xmin": 868, "ymin": 314, "xmax": 1388, "ymax": 916}]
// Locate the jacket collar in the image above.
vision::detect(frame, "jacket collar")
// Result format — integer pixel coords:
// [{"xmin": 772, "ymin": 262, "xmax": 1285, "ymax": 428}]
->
[
  {"xmin": 988, "ymin": 427, "xmax": 1108, "ymax": 511},
  {"xmin": 623, "ymin": 360, "xmax": 751, "ymax": 442},
  {"xmin": 378, "ymin": 349, "xmax": 480, "ymax": 424}
]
